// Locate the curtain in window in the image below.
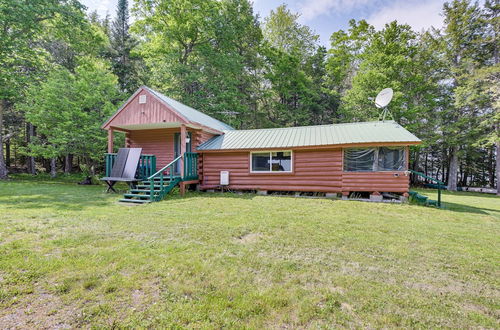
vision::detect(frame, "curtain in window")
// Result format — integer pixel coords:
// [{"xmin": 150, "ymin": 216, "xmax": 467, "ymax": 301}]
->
[
  {"xmin": 344, "ymin": 148, "xmax": 376, "ymax": 171},
  {"xmin": 378, "ymin": 147, "xmax": 405, "ymax": 171}
]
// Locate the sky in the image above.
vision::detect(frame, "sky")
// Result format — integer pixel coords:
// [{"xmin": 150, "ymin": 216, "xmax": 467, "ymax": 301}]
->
[{"xmin": 81, "ymin": 0, "xmax": 446, "ymax": 45}]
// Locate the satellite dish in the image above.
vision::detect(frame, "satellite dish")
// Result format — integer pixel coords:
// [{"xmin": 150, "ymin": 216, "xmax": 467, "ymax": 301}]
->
[{"xmin": 375, "ymin": 88, "xmax": 393, "ymax": 108}]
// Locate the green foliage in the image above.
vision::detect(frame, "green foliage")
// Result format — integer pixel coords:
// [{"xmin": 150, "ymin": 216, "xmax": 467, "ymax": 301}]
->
[
  {"xmin": 263, "ymin": 4, "xmax": 318, "ymax": 57},
  {"xmin": 108, "ymin": 0, "xmax": 143, "ymax": 93},
  {"xmin": 340, "ymin": 22, "xmax": 438, "ymax": 128},
  {"xmin": 20, "ymin": 59, "xmax": 119, "ymax": 163},
  {"xmin": 133, "ymin": 0, "xmax": 263, "ymax": 128}
]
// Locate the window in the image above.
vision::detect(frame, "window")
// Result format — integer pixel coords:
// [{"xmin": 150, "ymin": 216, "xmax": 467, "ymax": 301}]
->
[
  {"xmin": 378, "ymin": 147, "xmax": 405, "ymax": 171},
  {"xmin": 343, "ymin": 148, "xmax": 376, "ymax": 171},
  {"xmin": 251, "ymin": 151, "xmax": 292, "ymax": 172},
  {"xmin": 344, "ymin": 147, "xmax": 406, "ymax": 172}
]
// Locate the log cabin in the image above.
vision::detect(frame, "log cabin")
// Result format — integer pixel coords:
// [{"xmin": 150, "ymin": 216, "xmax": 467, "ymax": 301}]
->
[{"xmin": 102, "ymin": 86, "xmax": 421, "ymax": 203}]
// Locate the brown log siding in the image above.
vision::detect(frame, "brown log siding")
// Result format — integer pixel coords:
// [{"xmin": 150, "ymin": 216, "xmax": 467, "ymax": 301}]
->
[{"xmin": 200, "ymin": 148, "xmax": 409, "ymax": 193}]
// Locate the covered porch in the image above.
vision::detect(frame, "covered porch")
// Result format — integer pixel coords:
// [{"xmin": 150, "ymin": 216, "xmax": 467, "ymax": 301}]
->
[
  {"xmin": 105, "ymin": 123, "xmax": 202, "ymax": 195},
  {"xmin": 100, "ymin": 86, "xmax": 229, "ymax": 202}
]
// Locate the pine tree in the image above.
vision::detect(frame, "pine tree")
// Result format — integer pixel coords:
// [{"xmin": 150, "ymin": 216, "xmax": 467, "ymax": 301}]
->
[
  {"xmin": 439, "ymin": 0, "xmax": 487, "ymax": 191},
  {"xmin": 109, "ymin": 0, "xmax": 141, "ymax": 93}
]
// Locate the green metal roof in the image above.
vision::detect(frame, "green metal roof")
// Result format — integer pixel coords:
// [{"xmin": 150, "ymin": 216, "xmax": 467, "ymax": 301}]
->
[
  {"xmin": 197, "ymin": 121, "xmax": 421, "ymax": 150},
  {"xmin": 145, "ymin": 87, "xmax": 234, "ymax": 132}
]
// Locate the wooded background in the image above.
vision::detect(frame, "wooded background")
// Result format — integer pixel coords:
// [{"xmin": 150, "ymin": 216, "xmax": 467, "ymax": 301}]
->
[{"xmin": 0, "ymin": 0, "xmax": 498, "ymax": 193}]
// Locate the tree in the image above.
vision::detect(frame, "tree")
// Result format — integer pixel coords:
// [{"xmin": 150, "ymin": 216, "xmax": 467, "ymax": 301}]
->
[
  {"xmin": 109, "ymin": 0, "xmax": 142, "ymax": 93},
  {"xmin": 20, "ymin": 59, "xmax": 120, "ymax": 176},
  {"xmin": 327, "ymin": 20, "xmax": 374, "ymax": 106},
  {"xmin": 340, "ymin": 22, "xmax": 439, "ymax": 129},
  {"xmin": 262, "ymin": 4, "xmax": 318, "ymax": 57},
  {"xmin": 260, "ymin": 4, "xmax": 321, "ymax": 127},
  {"xmin": 133, "ymin": 0, "xmax": 262, "ymax": 128},
  {"xmin": 0, "ymin": 0, "xmax": 84, "ymax": 179},
  {"xmin": 438, "ymin": 0, "xmax": 488, "ymax": 191}
]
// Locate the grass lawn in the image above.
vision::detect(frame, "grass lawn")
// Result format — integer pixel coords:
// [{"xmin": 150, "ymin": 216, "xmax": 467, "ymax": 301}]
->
[{"xmin": 0, "ymin": 175, "xmax": 499, "ymax": 328}]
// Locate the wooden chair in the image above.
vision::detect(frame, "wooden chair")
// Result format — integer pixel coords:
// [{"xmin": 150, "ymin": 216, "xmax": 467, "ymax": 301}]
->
[{"xmin": 101, "ymin": 148, "xmax": 143, "ymax": 193}]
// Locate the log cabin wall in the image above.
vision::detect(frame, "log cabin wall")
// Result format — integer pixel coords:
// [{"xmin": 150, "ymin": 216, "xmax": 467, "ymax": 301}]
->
[
  {"xmin": 200, "ymin": 149, "xmax": 343, "ymax": 192},
  {"xmin": 128, "ymin": 128, "xmax": 216, "ymax": 171},
  {"xmin": 199, "ymin": 148, "xmax": 410, "ymax": 194}
]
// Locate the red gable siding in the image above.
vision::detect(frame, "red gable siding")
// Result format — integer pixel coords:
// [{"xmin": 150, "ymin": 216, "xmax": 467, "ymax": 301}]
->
[{"xmin": 104, "ymin": 89, "xmax": 186, "ymax": 129}]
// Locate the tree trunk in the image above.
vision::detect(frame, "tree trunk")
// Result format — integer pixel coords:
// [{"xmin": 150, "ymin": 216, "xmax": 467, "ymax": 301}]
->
[
  {"xmin": 0, "ymin": 100, "xmax": 8, "ymax": 179},
  {"xmin": 64, "ymin": 154, "xmax": 73, "ymax": 174},
  {"xmin": 5, "ymin": 139, "xmax": 10, "ymax": 167},
  {"xmin": 50, "ymin": 158, "xmax": 57, "ymax": 178},
  {"xmin": 488, "ymin": 147, "xmax": 495, "ymax": 187},
  {"xmin": 26, "ymin": 123, "xmax": 36, "ymax": 174},
  {"xmin": 496, "ymin": 140, "xmax": 500, "ymax": 196},
  {"xmin": 448, "ymin": 146, "xmax": 458, "ymax": 191}
]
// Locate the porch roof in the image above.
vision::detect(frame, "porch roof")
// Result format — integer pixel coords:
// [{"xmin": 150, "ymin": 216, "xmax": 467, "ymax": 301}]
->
[
  {"xmin": 143, "ymin": 87, "xmax": 234, "ymax": 132},
  {"xmin": 102, "ymin": 86, "xmax": 234, "ymax": 133}
]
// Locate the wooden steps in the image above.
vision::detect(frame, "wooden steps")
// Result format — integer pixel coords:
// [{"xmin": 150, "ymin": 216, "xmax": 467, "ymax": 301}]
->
[
  {"xmin": 409, "ymin": 191, "xmax": 439, "ymax": 207},
  {"xmin": 119, "ymin": 176, "xmax": 182, "ymax": 204}
]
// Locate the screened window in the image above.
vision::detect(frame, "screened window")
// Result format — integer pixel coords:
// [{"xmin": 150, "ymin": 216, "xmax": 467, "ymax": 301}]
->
[
  {"xmin": 378, "ymin": 147, "xmax": 405, "ymax": 171},
  {"xmin": 251, "ymin": 151, "xmax": 292, "ymax": 172},
  {"xmin": 343, "ymin": 148, "xmax": 376, "ymax": 171},
  {"xmin": 344, "ymin": 147, "xmax": 406, "ymax": 172}
]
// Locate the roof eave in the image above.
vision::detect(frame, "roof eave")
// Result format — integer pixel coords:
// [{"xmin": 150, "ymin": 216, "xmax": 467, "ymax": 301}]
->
[{"xmin": 197, "ymin": 140, "xmax": 421, "ymax": 152}]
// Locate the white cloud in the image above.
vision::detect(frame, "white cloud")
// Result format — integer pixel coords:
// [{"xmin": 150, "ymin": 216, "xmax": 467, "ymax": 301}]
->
[
  {"xmin": 299, "ymin": 0, "xmax": 372, "ymax": 21},
  {"xmin": 366, "ymin": 0, "xmax": 444, "ymax": 32}
]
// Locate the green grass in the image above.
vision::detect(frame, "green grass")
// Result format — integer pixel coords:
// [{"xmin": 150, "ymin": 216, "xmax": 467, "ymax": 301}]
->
[{"xmin": 0, "ymin": 175, "xmax": 499, "ymax": 328}]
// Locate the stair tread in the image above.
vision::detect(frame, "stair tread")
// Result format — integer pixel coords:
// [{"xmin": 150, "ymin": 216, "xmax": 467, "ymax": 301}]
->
[
  {"xmin": 119, "ymin": 199, "xmax": 150, "ymax": 204},
  {"xmin": 124, "ymin": 193, "xmax": 153, "ymax": 198},
  {"xmin": 127, "ymin": 189, "xmax": 156, "ymax": 195}
]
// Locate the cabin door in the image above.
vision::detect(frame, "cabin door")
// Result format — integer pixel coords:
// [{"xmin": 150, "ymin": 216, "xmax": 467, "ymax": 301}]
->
[{"xmin": 173, "ymin": 132, "xmax": 192, "ymax": 175}]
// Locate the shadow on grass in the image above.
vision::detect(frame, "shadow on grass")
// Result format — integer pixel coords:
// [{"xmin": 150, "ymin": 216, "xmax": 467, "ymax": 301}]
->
[
  {"xmin": 414, "ymin": 188, "xmax": 500, "ymax": 216},
  {"xmin": 0, "ymin": 177, "xmax": 130, "ymax": 211},
  {"xmin": 441, "ymin": 202, "xmax": 500, "ymax": 216}
]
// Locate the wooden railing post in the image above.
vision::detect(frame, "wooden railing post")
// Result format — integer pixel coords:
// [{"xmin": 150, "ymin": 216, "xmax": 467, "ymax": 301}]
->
[
  {"xmin": 180, "ymin": 125, "xmax": 186, "ymax": 179},
  {"xmin": 108, "ymin": 129, "xmax": 114, "ymax": 153}
]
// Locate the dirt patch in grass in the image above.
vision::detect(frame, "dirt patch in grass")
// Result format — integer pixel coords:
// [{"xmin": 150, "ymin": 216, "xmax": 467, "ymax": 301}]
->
[
  {"xmin": 0, "ymin": 291, "xmax": 79, "ymax": 329},
  {"xmin": 234, "ymin": 232, "xmax": 262, "ymax": 244}
]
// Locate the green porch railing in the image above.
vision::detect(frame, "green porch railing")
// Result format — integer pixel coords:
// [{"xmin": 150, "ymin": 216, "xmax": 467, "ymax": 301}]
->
[
  {"xmin": 146, "ymin": 152, "xmax": 199, "ymax": 202},
  {"xmin": 105, "ymin": 153, "xmax": 156, "ymax": 179},
  {"xmin": 409, "ymin": 170, "xmax": 444, "ymax": 207},
  {"xmin": 183, "ymin": 152, "xmax": 199, "ymax": 181}
]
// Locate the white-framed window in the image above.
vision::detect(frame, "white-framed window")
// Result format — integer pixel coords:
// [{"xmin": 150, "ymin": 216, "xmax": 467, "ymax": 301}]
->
[
  {"xmin": 250, "ymin": 151, "xmax": 293, "ymax": 173},
  {"xmin": 344, "ymin": 147, "xmax": 406, "ymax": 172}
]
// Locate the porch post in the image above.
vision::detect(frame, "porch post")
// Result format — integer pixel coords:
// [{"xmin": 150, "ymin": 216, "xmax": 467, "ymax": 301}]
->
[
  {"xmin": 180, "ymin": 124, "xmax": 187, "ymax": 196},
  {"xmin": 107, "ymin": 128, "xmax": 114, "ymax": 153},
  {"xmin": 125, "ymin": 132, "xmax": 131, "ymax": 148}
]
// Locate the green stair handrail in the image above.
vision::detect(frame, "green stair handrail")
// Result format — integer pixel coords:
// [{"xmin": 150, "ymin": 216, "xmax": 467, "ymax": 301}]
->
[
  {"xmin": 148, "ymin": 155, "xmax": 182, "ymax": 202},
  {"xmin": 146, "ymin": 153, "xmax": 199, "ymax": 202},
  {"xmin": 408, "ymin": 170, "xmax": 443, "ymax": 207}
]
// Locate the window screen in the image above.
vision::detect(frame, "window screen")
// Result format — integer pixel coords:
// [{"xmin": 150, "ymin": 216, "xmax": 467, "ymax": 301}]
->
[
  {"xmin": 344, "ymin": 147, "xmax": 406, "ymax": 171},
  {"xmin": 344, "ymin": 148, "xmax": 376, "ymax": 171},
  {"xmin": 378, "ymin": 147, "xmax": 405, "ymax": 171},
  {"xmin": 251, "ymin": 151, "xmax": 292, "ymax": 172}
]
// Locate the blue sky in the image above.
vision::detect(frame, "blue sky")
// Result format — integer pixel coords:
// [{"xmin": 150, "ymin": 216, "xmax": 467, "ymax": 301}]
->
[{"xmin": 81, "ymin": 0, "xmax": 446, "ymax": 45}]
